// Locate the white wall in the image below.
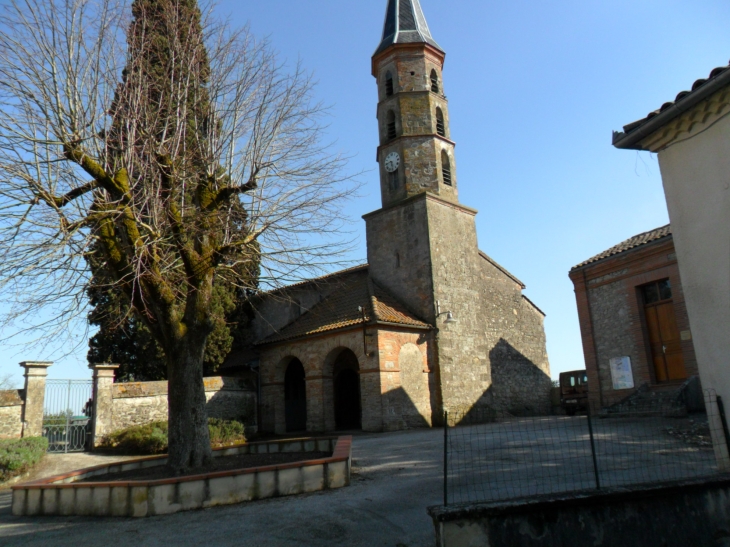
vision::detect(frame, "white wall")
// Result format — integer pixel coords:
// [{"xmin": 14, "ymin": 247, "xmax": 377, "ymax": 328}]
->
[{"xmin": 657, "ymin": 113, "xmax": 730, "ymax": 467}]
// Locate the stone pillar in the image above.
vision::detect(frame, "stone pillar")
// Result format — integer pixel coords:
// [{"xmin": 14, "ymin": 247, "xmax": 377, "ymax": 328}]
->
[
  {"xmin": 20, "ymin": 361, "xmax": 52, "ymax": 438},
  {"xmin": 89, "ymin": 364, "xmax": 119, "ymax": 447}
]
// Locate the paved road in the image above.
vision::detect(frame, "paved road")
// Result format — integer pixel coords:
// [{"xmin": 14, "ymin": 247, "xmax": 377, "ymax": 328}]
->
[{"xmin": 0, "ymin": 429, "xmax": 444, "ymax": 547}]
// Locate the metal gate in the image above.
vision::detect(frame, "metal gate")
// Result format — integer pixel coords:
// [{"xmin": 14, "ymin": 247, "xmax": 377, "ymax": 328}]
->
[{"xmin": 43, "ymin": 379, "xmax": 93, "ymax": 453}]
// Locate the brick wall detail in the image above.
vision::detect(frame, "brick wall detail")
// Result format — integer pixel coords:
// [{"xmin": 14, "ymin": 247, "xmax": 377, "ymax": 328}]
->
[{"xmin": 570, "ymin": 237, "xmax": 698, "ymax": 407}]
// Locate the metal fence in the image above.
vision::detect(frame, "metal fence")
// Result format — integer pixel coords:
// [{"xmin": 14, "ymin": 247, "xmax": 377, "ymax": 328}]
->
[
  {"xmin": 43, "ymin": 379, "xmax": 93, "ymax": 453},
  {"xmin": 444, "ymin": 394, "xmax": 723, "ymax": 506}
]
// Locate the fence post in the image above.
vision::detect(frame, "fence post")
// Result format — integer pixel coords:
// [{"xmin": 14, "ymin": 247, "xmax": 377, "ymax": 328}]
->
[
  {"xmin": 89, "ymin": 363, "xmax": 119, "ymax": 448},
  {"xmin": 586, "ymin": 406, "xmax": 601, "ymax": 490},
  {"xmin": 19, "ymin": 361, "xmax": 53, "ymax": 438},
  {"xmin": 444, "ymin": 410, "xmax": 448, "ymax": 506}
]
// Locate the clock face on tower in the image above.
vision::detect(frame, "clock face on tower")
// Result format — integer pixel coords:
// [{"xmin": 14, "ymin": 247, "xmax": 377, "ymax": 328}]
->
[{"xmin": 384, "ymin": 152, "xmax": 400, "ymax": 173}]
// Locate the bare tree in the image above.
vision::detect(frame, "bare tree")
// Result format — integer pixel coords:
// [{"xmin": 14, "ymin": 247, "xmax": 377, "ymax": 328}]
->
[
  {"xmin": 0, "ymin": 373, "xmax": 17, "ymax": 390},
  {"xmin": 0, "ymin": 0, "xmax": 357, "ymax": 471}
]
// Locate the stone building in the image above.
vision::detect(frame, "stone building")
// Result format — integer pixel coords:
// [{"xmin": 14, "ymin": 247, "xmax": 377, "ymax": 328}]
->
[
  {"xmin": 228, "ymin": 0, "xmax": 551, "ymax": 434},
  {"xmin": 569, "ymin": 225, "xmax": 699, "ymax": 408}
]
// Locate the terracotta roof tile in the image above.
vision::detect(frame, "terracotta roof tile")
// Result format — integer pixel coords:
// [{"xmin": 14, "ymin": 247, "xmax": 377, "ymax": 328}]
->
[
  {"xmin": 614, "ymin": 62, "xmax": 730, "ymax": 149},
  {"xmin": 257, "ymin": 269, "xmax": 430, "ymax": 345},
  {"xmin": 571, "ymin": 225, "xmax": 671, "ymax": 270}
]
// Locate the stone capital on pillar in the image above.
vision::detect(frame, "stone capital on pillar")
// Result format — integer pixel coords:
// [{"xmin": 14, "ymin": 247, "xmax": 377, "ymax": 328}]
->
[
  {"xmin": 20, "ymin": 361, "xmax": 53, "ymax": 377},
  {"xmin": 89, "ymin": 363, "xmax": 119, "ymax": 380}
]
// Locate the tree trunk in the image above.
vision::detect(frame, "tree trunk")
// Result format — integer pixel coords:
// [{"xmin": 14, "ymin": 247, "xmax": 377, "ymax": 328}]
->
[{"xmin": 165, "ymin": 328, "xmax": 213, "ymax": 473}]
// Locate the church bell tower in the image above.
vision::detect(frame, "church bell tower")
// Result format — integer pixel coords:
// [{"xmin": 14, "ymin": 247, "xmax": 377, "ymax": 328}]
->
[
  {"xmin": 372, "ymin": 0, "xmax": 458, "ymax": 207},
  {"xmin": 365, "ymin": 0, "xmax": 552, "ymax": 419}
]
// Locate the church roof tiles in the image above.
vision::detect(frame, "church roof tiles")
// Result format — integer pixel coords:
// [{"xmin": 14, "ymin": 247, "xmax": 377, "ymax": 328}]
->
[
  {"xmin": 571, "ymin": 224, "xmax": 672, "ymax": 270},
  {"xmin": 258, "ymin": 267, "xmax": 430, "ymax": 345},
  {"xmin": 374, "ymin": 0, "xmax": 443, "ymax": 57}
]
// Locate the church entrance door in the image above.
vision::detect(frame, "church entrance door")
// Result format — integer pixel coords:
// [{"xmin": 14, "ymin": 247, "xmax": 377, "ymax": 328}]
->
[
  {"xmin": 333, "ymin": 350, "xmax": 362, "ymax": 430},
  {"xmin": 285, "ymin": 359, "xmax": 307, "ymax": 432}
]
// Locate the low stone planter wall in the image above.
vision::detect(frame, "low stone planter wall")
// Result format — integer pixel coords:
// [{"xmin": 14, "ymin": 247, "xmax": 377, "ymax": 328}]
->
[{"xmin": 12, "ymin": 436, "xmax": 352, "ymax": 518}]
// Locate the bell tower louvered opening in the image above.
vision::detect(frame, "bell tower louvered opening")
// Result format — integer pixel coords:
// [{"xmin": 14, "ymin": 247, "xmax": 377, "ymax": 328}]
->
[
  {"xmin": 441, "ymin": 151, "xmax": 452, "ymax": 186},
  {"xmin": 436, "ymin": 107, "xmax": 445, "ymax": 137},
  {"xmin": 387, "ymin": 110, "xmax": 397, "ymax": 141}
]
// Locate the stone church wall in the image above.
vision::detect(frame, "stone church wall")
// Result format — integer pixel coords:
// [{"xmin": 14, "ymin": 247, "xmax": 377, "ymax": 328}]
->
[
  {"xmin": 425, "ymin": 197, "xmax": 492, "ymax": 418},
  {"xmin": 365, "ymin": 195, "xmax": 435, "ymax": 321}
]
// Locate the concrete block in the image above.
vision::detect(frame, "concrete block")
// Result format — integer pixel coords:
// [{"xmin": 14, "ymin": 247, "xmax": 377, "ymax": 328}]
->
[
  {"xmin": 25, "ymin": 489, "xmax": 41, "ymax": 516},
  {"xmin": 206, "ymin": 474, "xmax": 256, "ymax": 507},
  {"xmin": 148, "ymin": 484, "xmax": 179, "ymax": 515},
  {"xmin": 178, "ymin": 480, "xmax": 206, "ymax": 511},
  {"xmin": 11, "ymin": 490, "xmax": 26, "ymax": 516},
  {"xmin": 121, "ymin": 462, "xmax": 141, "ymax": 472},
  {"xmin": 441, "ymin": 521, "xmax": 488, "ymax": 547},
  {"xmin": 130, "ymin": 486, "xmax": 148, "ymax": 518},
  {"xmin": 74, "ymin": 487, "xmax": 93, "ymax": 516},
  {"xmin": 91, "ymin": 486, "xmax": 111, "ymax": 516},
  {"xmin": 110, "ymin": 486, "xmax": 130, "ymax": 517},
  {"xmin": 277, "ymin": 468, "xmax": 303, "ymax": 496},
  {"xmin": 41, "ymin": 488, "xmax": 58, "ymax": 515},
  {"xmin": 59, "ymin": 488, "xmax": 76, "ymax": 516},
  {"xmin": 327, "ymin": 461, "xmax": 347, "ymax": 489},
  {"xmin": 256, "ymin": 471, "xmax": 276, "ymax": 499},
  {"xmin": 302, "ymin": 465, "xmax": 325, "ymax": 493}
]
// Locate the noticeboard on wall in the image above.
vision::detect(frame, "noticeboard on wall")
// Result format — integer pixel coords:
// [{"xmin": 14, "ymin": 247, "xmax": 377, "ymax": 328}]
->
[{"xmin": 609, "ymin": 356, "xmax": 634, "ymax": 390}]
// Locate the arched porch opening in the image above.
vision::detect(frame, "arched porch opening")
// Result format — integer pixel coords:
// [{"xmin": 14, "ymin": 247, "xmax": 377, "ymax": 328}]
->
[
  {"xmin": 332, "ymin": 348, "xmax": 362, "ymax": 430},
  {"xmin": 284, "ymin": 358, "xmax": 307, "ymax": 432}
]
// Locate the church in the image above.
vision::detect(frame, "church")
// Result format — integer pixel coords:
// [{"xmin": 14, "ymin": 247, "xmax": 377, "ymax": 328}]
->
[{"xmin": 231, "ymin": 0, "xmax": 552, "ymax": 434}]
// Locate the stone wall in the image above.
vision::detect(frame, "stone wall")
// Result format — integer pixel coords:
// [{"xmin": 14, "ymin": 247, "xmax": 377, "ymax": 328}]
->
[
  {"xmin": 0, "ymin": 390, "xmax": 23, "ymax": 439},
  {"xmin": 589, "ymin": 279, "xmax": 639, "ymax": 404},
  {"xmin": 110, "ymin": 377, "xmax": 255, "ymax": 432},
  {"xmin": 91, "ymin": 374, "xmax": 256, "ymax": 444}
]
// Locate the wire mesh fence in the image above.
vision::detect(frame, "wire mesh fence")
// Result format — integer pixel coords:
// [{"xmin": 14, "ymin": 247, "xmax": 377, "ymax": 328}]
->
[{"xmin": 444, "ymin": 392, "xmax": 724, "ymax": 506}]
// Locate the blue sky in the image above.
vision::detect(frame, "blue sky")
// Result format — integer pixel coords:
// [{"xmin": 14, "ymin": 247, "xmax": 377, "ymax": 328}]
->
[{"xmin": 2, "ymin": 0, "xmax": 729, "ymax": 387}]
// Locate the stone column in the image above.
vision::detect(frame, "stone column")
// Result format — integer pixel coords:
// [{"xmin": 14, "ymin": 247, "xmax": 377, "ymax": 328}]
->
[
  {"xmin": 20, "ymin": 361, "xmax": 52, "ymax": 438},
  {"xmin": 89, "ymin": 364, "xmax": 119, "ymax": 448}
]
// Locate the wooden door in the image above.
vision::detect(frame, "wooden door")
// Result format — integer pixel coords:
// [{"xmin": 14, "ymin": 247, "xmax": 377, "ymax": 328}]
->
[{"xmin": 643, "ymin": 280, "xmax": 687, "ymax": 382}]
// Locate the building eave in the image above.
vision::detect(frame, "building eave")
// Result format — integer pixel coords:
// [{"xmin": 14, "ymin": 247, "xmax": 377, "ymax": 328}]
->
[{"xmin": 613, "ymin": 66, "xmax": 730, "ymax": 151}]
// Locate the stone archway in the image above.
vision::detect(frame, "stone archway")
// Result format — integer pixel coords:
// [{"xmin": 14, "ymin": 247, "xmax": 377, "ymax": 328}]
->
[
  {"xmin": 332, "ymin": 348, "xmax": 362, "ymax": 430},
  {"xmin": 284, "ymin": 358, "xmax": 307, "ymax": 432}
]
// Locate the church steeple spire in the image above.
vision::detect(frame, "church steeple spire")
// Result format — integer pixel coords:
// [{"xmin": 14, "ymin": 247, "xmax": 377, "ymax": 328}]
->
[{"xmin": 374, "ymin": 0, "xmax": 443, "ymax": 57}]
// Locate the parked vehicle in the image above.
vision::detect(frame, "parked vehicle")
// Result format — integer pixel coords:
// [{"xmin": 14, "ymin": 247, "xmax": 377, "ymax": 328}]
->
[{"xmin": 560, "ymin": 370, "xmax": 588, "ymax": 415}]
